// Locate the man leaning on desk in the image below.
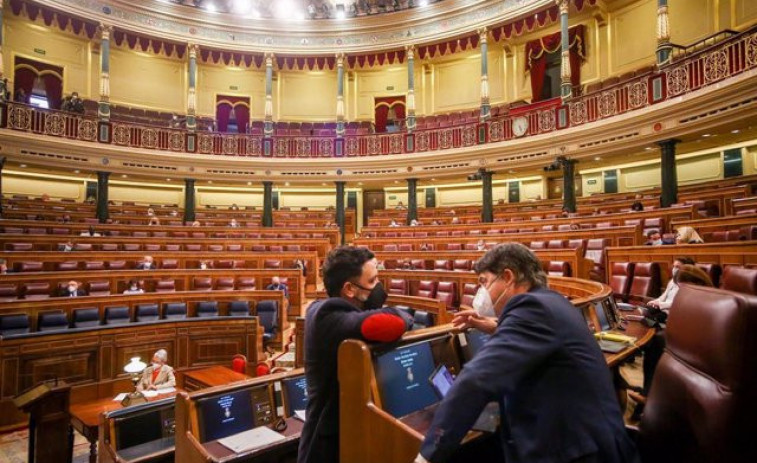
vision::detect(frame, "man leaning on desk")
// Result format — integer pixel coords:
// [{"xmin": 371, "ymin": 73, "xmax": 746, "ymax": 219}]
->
[
  {"xmin": 137, "ymin": 349, "xmax": 176, "ymax": 392},
  {"xmin": 415, "ymin": 243, "xmax": 638, "ymax": 463}
]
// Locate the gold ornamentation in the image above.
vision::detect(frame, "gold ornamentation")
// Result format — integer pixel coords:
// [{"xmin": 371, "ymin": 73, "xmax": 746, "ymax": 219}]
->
[
  {"xmin": 78, "ymin": 119, "xmax": 98, "ymax": 141},
  {"xmin": 141, "ymin": 129, "xmax": 158, "ymax": 148},
  {"xmin": 439, "ymin": 129, "xmax": 453, "ymax": 149},
  {"xmin": 538, "ymin": 110, "xmax": 556, "ymax": 132},
  {"xmin": 627, "ymin": 81, "xmax": 648, "ymax": 109},
  {"xmin": 569, "ymin": 101, "xmax": 587, "ymax": 125},
  {"xmin": 113, "ymin": 124, "xmax": 131, "ymax": 145},
  {"xmin": 389, "ymin": 134, "xmax": 403, "ymax": 154},
  {"xmin": 198, "ymin": 133, "xmax": 214, "ymax": 153},
  {"xmin": 597, "ymin": 91, "xmax": 617, "ymax": 118},
  {"xmin": 416, "ymin": 132, "xmax": 429, "ymax": 152},
  {"xmin": 246, "ymin": 137, "xmax": 261, "ymax": 155},
  {"xmin": 463, "ymin": 126, "xmax": 476, "ymax": 146},
  {"xmin": 8, "ymin": 104, "xmax": 32, "ymax": 130},
  {"xmin": 318, "ymin": 138, "xmax": 333, "ymax": 156},
  {"xmin": 346, "ymin": 137, "xmax": 359, "ymax": 156},
  {"xmin": 488, "ymin": 120, "xmax": 504, "ymax": 141},
  {"xmin": 666, "ymin": 65, "xmax": 689, "ymax": 96},
  {"xmin": 704, "ymin": 50, "xmax": 728, "ymax": 84},
  {"xmin": 44, "ymin": 113, "xmax": 66, "ymax": 136},
  {"xmin": 747, "ymin": 33, "xmax": 757, "ymax": 66},
  {"xmin": 367, "ymin": 136, "xmax": 380, "ymax": 155},
  {"xmin": 222, "ymin": 135, "xmax": 237, "ymax": 155},
  {"xmin": 275, "ymin": 138, "xmax": 288, "ymax": 157},
  {"xmin": 296, "ymin": 138, "xmax": 311, "ymax": 157},
  {"xmin": 169, "ymin": 132, "xmax": 185, "ymax": 151}
]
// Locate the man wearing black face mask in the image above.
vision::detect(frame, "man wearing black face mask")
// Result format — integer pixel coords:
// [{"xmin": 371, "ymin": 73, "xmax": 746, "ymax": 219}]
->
[{"xmin": 298, "ymin": 246, "xmax": 413, "ymax": 463}]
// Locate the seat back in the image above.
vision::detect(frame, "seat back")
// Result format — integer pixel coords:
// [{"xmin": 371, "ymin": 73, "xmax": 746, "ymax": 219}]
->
[
  {"xmin": 72, "ymin": 307, "xmax": 100, "ymax": 328},
  {"xmin": 155, "ymin": 280, "xmax": 176, "ymax": 293},
  {"xmin": 0, "ymin": 313, "xmax": 30, "ymax": 336},
  {"xmin": 0, "ymin": 283, "xmax": 19, "ymax": 302},
  {"xmin": 216, "ymin": 277, "xmax": 235, "ymax": 291},
  {"xmin": 87, "ymin": 280, "xmax": 111, "ymax": 296},
  {"xmin": 15, "ymin": 261, "xmax": 44, "ymax": 272},
  {"xmin": 461, "ymin": 283, "xmax": 479, "ymax": 307},
  {"xmin": 415, "ymin": 280, "xmax": 437, "ymax": 299},
  {"xmin": 529, "ymin": 241, "xmax": 546, "ymax": 249},
  {"xmin": 639, "ymin": 285, "xmax": 757, "ymax": 463},
  {"xmin": 228, "ymin": 301, "xmax": 251, "ymax": 317},
  {"xmin": 23, "ymin": 282, "xmax": 51, "ymax": 299},
  {"xmin": 721, "ymin": 266, "xmax": 757, "ymax": 295},
  {"xmin": 410, "ymin": 259, "xmax": 427, "ymax": 270},
  {"xmin": 193, "ymin": 277, "xmax": 213, "ymax": 291},
  {"xmin": 629, "ymin": 262, "xmax": 662, "ymax": 299},
  {"xmin": 453, "ymin": 259, "xmax": 471, "ymax": 272},
  {"xmin": 696, "ymin": 263, "xmax": 723, "ymax": 288},
  {"xmin": 135, "ymin": 304, "xmax": 160, "ymax": 322},
  {"xmin": 256, "ymin": 300, "xmax": 279, "ymax": 341},
  {"xmin": 436, "ymin": 282, "xmax": 457, "ymax": 310},
  {"xmin": 38, "ymin": 311, "xmax": 70, "ymax": 332},
  {"xmin": 547, "ymin": 261, "xmax": 571, "ymax": 277},
  {"xmin": 585, "ymin": 238, "xmax": 609, "ymax": 281},
  {"xmin": 163, "ymin": 302, "xmax": 187, "ymax": 320},
  {"xmin": 236, "ymin": 277, "xmax": 256, "ymax": 291},
  {"xmin": 161, "ymin": 259, "xmax": 179, "ymax": 270},
  {"xmin": 388, "ymin": 279, "xmax": 408, "ymax": 295},
  {"xmin": 57, "ymin": 261, "xmax": 78, "ymax": 271},
  {"xmin": 547, "ymin": 240, "xmax": 566, "ymax": 249},
  {"xmin": 264, "ymin": 259, "xmax": 282, "ymax": 269},
  {"xmin": 104, "ymin": 306, "xmax": 131, "ymax": 325},
  {"xmin": 609, "ymin": 262, "xmax": 635, "ymax": 301},
  {"xmin": 412, "ymin": 310, "xmax": 433, "ymax": 330},
  {"xmin": 434, "ymin": 260, "xmax": 453, "ymax": 271},
  {"xmin": 196, "ymin": 301, "xmax": 219, "ymax": 317}
]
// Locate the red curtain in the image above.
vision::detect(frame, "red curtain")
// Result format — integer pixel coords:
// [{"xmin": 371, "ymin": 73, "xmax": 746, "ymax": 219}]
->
[
  {"xmin": 216, "ymin": 95, "xmax": 251, "ymax": 133},
  {"xmin": 374, "ymin": 96, "xmax": 406, "ymax": 133},
  {"xmin": 525, "ymin": 25, "xmax": 585, "ymax": 102},
  {"xmin": 13, "ymin": 56, "xmax": 63, "ymax": 108},
  {"xmin": 233, "ymin": 104, "xmax": 250, "ymax": 134},
  {"xmin": 216, "ymin": 103, "xmax": 232, "ymax": 133}
]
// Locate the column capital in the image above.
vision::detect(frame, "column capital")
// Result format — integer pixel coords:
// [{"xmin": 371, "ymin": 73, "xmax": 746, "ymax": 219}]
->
[
  {"xmin": 556, "ymin": 0, "xmax": 570, "ymax": 15},
  {"xmin": 336, "ymin": 53, "xmax": 345, "ymax": 66},
  {"xmin": 656, "ymin": 138, "xmax": 681, "ymax": 149},
  {"xmin": 98, "ymin": 23, "xmax": 114, "ymax": 39},
  {"xmin": 265, "ymin": 52, "xmax": 275, "ymax": 65},
  {"xmin": 188, "ymin": 43, "xmax": 200, "ymax": 57},
  {"xmin": 477, "ymin": 27, "xmax": 488, "ymax": 43},
  {"xmin": 405, "ymin": 44, "xmax": 416, "ymax": 56}
]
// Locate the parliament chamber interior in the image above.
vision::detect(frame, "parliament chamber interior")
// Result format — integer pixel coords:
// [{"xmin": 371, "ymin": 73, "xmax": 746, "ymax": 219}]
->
[{"xmin": 0, "ymin": 0, "xmax": 755, "ymax": 461}]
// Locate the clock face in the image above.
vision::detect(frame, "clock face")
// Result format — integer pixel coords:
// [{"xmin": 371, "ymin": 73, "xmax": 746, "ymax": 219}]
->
[{"xmin": 512, "ymin": 117, "xmax": 529, "ymax": 137}]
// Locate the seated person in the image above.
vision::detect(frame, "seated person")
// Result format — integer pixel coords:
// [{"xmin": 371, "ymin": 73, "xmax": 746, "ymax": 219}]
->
[
  {"xmin": 199, "ymin": 260, "xmax": 211, "ymax": 270},
  {"xmin": 80, "ymin": 226, "xmax": 101, "ymax": 237},
  {"xmin": 170, "ymin": 210, "xmax": 179, "ymax": 217},
  {"xmin": 266, "ymin": 276, "xmax": 289, "ymax": 298},
  {"xmin": 676, "ymin": 226, "xmax": 704, "ymax": 244},
  {"xmin": 451, "ymin": 217, "xmax": 460, "ymax": 225},
  {"xmin": 229, "ymin": 218, "xmax": 239, "ymax": 228},
  {"xmin": 60, "ymin": 280, "xmax": 87, "ymax": 297},
  {"xmin": 137, "ymin": 349, "xmax": 176, "ymax": 392},
  {"xmin": 0, "ymin": 258, "xmax": 10, "ymax": 274},
  {"xmin": 410, "ymin": 219, "xmax": 420, "ymax": 227},
  {"xmin": 190, "ymin": 220, "xmax": 201, "ymax": 227},
  {"xmin": 229, "ymin": 203, "xmax": 240, "ymax": 210},
  {"xmin": 395, "ymin": 201, "xmax": 407, "ymax": 210},
  {"xmin": 647, "ymin": 256, "xmax": 696, "ymax": 311},
  {"xmin": 59, "ymin": 240, "xmax": 74, "ymax": 252},
  {"xmin": 476, "ymin": 240, "xmax": 486, "ymax": 251},
  {"xmin": 123, "ymin": 279, "xmax": 144, "ymax": 294},
  {"xmin": 147, "ymin": 207, "xmax": 155, "ymax": 217},
  {"xmin": 646, "ymin": 229, "xmax": 663, "ymax": 246},
  {"xmin": 389, "ymin": 219, "xmax": 400, "ymax": 227},
  {"xmin": 136, "ymin": 255, "xmax": 157, "ymax": 270},
  {"xmin": 148, "ymin": 216, "xmax": 161, "ymax": 226},
  {"xmin": 293, "ymin": 259, "xmax": 307, "ymax": 277},
  {"xmin": 631, "ymin": 200, "xmax": 644, "ymax": 212}
]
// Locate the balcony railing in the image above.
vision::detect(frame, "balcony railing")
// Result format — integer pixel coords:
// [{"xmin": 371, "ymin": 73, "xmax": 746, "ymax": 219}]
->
[{"xmin": 3, "ymin": 26, "xmax": 755, "ymax": 159}]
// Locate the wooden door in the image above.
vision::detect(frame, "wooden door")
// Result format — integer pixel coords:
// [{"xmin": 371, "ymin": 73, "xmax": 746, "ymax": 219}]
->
[{"xmin": 362, "ymin": 190, "xmax": 385, "ymax": 225}]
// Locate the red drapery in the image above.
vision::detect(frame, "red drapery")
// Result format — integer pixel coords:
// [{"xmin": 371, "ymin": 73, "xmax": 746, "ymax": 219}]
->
[
  {"xmin": 216, "ymin": 95, "xmax": 251, "ymax": 133},
  {"xmin": 374, "ymin": 96, "xmax": 406, "ymax": 133},
  {"xmin": 525, "ymin": 25, "xmax": 586, "ymax": 102},
  {"xmin": 13, "ymin": 56, "xmax": 63, "ymax": 108}
]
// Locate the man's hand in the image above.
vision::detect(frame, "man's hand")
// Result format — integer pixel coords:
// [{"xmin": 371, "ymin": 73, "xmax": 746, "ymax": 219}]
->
[
  {"xmin": 647, "ymin": 300, "xmax": 660, "ymax": 309},
  {"xmin": 452, "ymin": 309, "xmax": 497, "ymax": 335}
]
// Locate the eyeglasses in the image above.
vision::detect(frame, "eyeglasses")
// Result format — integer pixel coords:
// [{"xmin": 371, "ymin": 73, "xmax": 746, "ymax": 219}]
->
[{"xmin": 477, "ymin": 275, "xmax": 500, "ymax": 288}]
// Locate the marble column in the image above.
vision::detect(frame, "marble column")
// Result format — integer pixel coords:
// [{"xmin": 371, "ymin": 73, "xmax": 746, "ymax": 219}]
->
[
  {"xmin": 562, "ymin": 159, "xmax": 577, "ymax": 213},
  {"xmin": 186, "ymin": 44, "xmax": 198, "ymax": 131},
  {"xmin": 336, "ymin": 53, "xmax": 345, "ymax": 137},
  {"xmin": 96, "ymin": 171, "xmax": 110, "ymax": 223},
  {"xmin": 264, "ymin": 53, "xmax": 274, "ymax": 137},
  {"xmin": 407, "ymin": 178, "xmax": 418, "ymax": 225},
  {"xmin": 183, "ymin": 179, "xmax": 196, "ymax": 223},
  {"xmin": 98, "ymin": 24, "xmax": 113, "ymax": 120},
  {"xmin": 558, "ymin": 0, "xmax": 572, "ymax": 98},
  {"xmin": 481, "ymin": 171, "xmax": 493, "ymax": 223},
  {"xmin": 263, "ymin": 181, "xmax": 273, "ymax": 226},
  {"xmin": 335, "ymin": 181, "xmax": 346, "ymax": 245},
  {"xmin": 478, "ymin": 28, "xmax": 491, "ymax": 120},
  {"xmin": 656, "ymin": 0, "xmax": 672, "ymax": 65},
  {"xmin": 658, "ymin": 139, "xmax": 680, "ymax": 208},
  {"xmin": 406, "ymin": 45, "xmax": 416, "ymax": 132}
]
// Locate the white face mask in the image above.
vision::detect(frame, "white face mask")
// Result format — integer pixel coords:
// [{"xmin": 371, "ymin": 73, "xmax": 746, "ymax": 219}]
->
[
  {"xmin": 472, "ymin": 286, "xmax": 496, "ymax": 318},
  {"xmin": 200, "ymin": 263, "xmax": 207, "ymax": 270},
  {"xmin": 652, "ymin": 239, "xmax": 663, "ymax": 246},
  {"xmin": 67, "ymin": 285, "xmax": 76, "ymax": 293},
  {"xmin": 672, "ymin": 267, "xmax": 679, "ymax": 277},
  {"xmin": 152, "ymin": 363, "xmax": 161, "ymax": 369},
  {"xmin": 144, "ymin": 262, "xmax": 151, "ymax": 268},
  {"xmin": 130, "ymin": 286, "xmax": 138, "ymax": 291}
]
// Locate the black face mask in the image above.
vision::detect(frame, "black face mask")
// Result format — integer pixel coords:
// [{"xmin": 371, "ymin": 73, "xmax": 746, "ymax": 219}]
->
[{"xmin": 355, "ymin": 282, "xmax": 388, "ymax": 311}]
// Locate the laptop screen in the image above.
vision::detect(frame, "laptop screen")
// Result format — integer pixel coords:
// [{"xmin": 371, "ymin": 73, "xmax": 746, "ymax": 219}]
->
[
  {"xmin": 374, "ymin": 340, "xmax": 439, "ymax": 418},
  {"xmin": 282, "ymin": 375, "xmax": 308, "ymax": 417}
]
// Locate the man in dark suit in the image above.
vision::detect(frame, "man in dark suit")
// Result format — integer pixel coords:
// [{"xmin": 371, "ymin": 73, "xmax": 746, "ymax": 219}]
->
[
  {"xmin": 135, "ymin": 255, "xmax": 157, "ymax": 270},
  {"xmin": 415, "ymin": 243, "xmax": 638, "ymax": 463},
  {"xmin": 60, "ymin": 280, "xmax": 87, "ymax": 298},
  {"xmin": 265, "ymin": 276, "xmax": 289, "ymax": 298},
  {"xmin": 298, "ymin": 247, "xmax": 413, "ymax": 463}
]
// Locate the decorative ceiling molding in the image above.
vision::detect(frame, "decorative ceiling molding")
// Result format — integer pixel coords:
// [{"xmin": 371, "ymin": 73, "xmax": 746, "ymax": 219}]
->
[{"xmin": 32, "ymin": 0, "xmax": 552, "ymax": 53}]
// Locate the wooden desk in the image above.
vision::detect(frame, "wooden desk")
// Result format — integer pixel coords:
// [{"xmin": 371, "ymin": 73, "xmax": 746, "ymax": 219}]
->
[
  {"xmin": 182, "ymin": 366, "xmax": 250, "ymax": 392},
  {"xmin": 202, "ymin": 417, "xmax": 302, "ymax": 462},
  {"xmin": 70, "ymin": 390, "xmax": 179, "ymax": 463}
]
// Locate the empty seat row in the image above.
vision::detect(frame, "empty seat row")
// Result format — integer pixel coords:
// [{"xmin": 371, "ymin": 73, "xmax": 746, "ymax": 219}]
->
[
  {"xmin": 0, "ymin": 228, "xmax": 328, "ymax": 239},
  {"xmin": 387, "ymin": 280, "xmax": 458, "ymax": 310},
  {"xmin": 609, "ymin": 262, "xmax": 662, "ymax": 303},
  {"xmin": 0, "ymin": 300, "xmax": 269, "ymax": 338},
  {"xmin": 5, "ymin": 242, "xmax": 315, "ymax": 252},
  {"xmin": 8, "ymin": 259, "xmax": 287, "ymax": 273}
]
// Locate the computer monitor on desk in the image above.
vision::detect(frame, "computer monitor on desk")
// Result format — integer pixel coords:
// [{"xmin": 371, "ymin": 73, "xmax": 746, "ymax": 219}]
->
[
  {"xmin": 373, "ymin": 339, "xmax": 439, "ymax": 418},
  {"xmin": 281, "ymin": 375, "xmax": 308, "ymax": 418},
  {"xmin": 460, "ymin": 329, "xmax": 489, "ymax": 362},
  {"xmin": 196, "ymin": 385, "xmax": 274, "ymax": 443}
]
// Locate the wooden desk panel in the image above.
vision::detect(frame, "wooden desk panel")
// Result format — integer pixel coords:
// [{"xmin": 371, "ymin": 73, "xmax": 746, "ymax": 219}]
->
[
  {"xmin": 182, "ymin": 366, "xmax": 250, "ymax": 392},
  {"xmin": 1, "ymin": 318, "xmax": 262, "ymax": 429},
  {"xmin": 670, "ymin": 214, "xmax": 757, "ymax": 237}
]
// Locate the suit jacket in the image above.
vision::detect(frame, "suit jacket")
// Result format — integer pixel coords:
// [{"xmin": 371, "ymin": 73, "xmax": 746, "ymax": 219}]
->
[
  {"xmin": 137, "ymin": 365, "xmax": 176, "ymax": 391},
  {"xmin": 136, "ymin": 262, "xmax": 158, "ymax": 270},
  {"xmin": 420, "ymin": 287, "xmax": 638, "ymax": 463},
  {"xmin": 266, "ymin": 283, "xmax": 289, "ymax": 298},
  {"xmin": 297, "ymin": 297, "xmax": 413, "ymax": 463},
  {"xmin": 60, "ymin": 289, "xmax": 87, "ymax": 298}
]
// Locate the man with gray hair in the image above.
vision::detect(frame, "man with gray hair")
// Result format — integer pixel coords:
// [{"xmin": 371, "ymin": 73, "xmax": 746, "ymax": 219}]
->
[
  {"xmin": 137, "ymin": 349, "xmax": 176, "ymax": 392},
  {"xmin": 415, "ymin": 243, "xmax": 637, "ymax": 463}
]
